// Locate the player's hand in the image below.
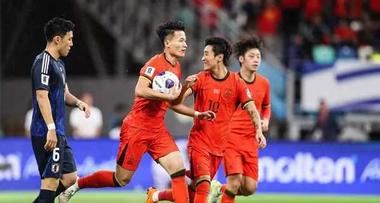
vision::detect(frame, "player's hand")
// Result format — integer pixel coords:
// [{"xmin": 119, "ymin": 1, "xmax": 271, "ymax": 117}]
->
[
  {"xmin": 256, "ymin": 130, "xmax": 267, "ymax": 149},
  {"xmin": 261, "ymin": 119, "xmax": 269, "ymax": 132},
  {"xmin": 77, "ymin": 101, "xmax": 91, "ymax": 118},
  {"xmin": 44, "ymin": 130, "xmax": 57, "ymax": 151},
  {"xmin": 184, "ymin": 74, "xmax": 198, "ymax": 88},
  {"xmin": 167, "ymin": 86, "xmax": 181, "ymax": 101},
  {"xmin": 196, "ymin": 110, "xmax": 216, "ymax": 121}
]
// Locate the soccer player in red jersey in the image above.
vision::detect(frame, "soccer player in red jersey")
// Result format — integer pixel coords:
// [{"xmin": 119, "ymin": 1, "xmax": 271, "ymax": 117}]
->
[
  {"xmin": 146, "ymin": 37, "xmax": 265, "ymax": 203},
  {"xmin": 60, "ymin": 20, "xmax": 213, "ymax": 203},
  {"xmin": 209, "ymin": 37, "xmax": 270, "ymax": 203}
]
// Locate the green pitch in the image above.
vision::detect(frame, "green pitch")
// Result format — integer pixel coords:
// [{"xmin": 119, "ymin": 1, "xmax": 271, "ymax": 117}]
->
[{"xmin": 0, "ymin": 191, "xmax": 379, "ymax": 203}]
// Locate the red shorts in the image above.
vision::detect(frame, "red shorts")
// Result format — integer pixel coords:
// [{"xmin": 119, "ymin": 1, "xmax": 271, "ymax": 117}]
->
[
  {"xmin": 116, "ymin": 122, "xmax": 179, "ymax": 171},
  {"xmin": 223, "ymin": 147, "xmax": 258, "ymax": 181},
  {"xmin": 188, "ymin": 146, "xmax": 222, "ymax": 180}
]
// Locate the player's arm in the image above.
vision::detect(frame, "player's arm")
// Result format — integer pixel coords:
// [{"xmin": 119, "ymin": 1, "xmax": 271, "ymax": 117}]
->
[
  {"xmin": 64, "ymin": 83, "xmax": 91, "ymax": 118},
  {"xmin": 172, "ymin": 74, "xmax": 198, "ymax": 105},
  {"xmin": 261, "ymin": 83, "xmax": 271, "ymax": 132},
  {"xmin": 135, "ymin": 76, "xmax": 179, "ymax": 101},
  {"xmin": 243, "ymin": 101, "xmax": 266, "ymax": 149},
  {"xmin": 170, "ymin": 88, "xmax": 216, "ymax": 120},
  {"xmin": 36, "ymin": 89, "xmax": 57, "ymax": 151}
]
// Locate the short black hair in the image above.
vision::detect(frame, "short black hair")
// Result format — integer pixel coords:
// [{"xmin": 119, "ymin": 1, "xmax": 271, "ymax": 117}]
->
[
  {"xmin": 205, "ymin": 37, "xmax": 232, "ymax": 65},
  {"xmin": 234, "ymin": 36, "xmax": 263, "ymax": 58},
  {"xmin": 156, "ymin": 20, "xmax": 185, "ymax": 47},
  {"xmin": 44, "ymin": 17, "xmax": 75, "ymax": 42}
]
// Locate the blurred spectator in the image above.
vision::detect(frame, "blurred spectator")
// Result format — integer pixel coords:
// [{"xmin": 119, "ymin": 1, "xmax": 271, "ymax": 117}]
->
[
  {"xmin": 108, "ymin": 102, "xmax": 129, "ymax": 140},
  {"xmin": 281, "ymin": 0, "xmax": 302, "ymax": 36},
  {"xmin": 303, "ymin": 0, "xmax": 323, "ymax": 21},
  {"xmin": 69, "ymin": 92, "xmax": 103, "ymax": 138},
  {"xmin": 310, "ymin": 99, "xmax": 340, "ymax": 141},
  {"xmin": 301, "ymin": 14, "xmax": 330, "ymax": 45},
  {"xmin": 24, "ymin": 108, "xmax": 33, "ymax": 137}
]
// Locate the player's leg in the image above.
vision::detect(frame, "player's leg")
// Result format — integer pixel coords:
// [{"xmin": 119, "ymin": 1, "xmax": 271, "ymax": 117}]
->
[
  {"xmin": 31, "ymin": 135, "xmax": 64, "ymax": 203},
  {"xmin": 150, "ymin": 132, "xmax": 189, "ymax": 203},
  {"xmin": 218, "ymin": 148, "xmax": 244, "ymax": 203},
  {"xmin": 238, "ymin": 151, "xmax": 258, "ymax": 196},
  {"xmin": 239, "ymin": 176, "xmax": 258, "ymax": 196},
  {"xmin": 60, "ymin": 125, "xmax": 145, "ymax": 202},
  {"xmin": 193, "ymin": 148, "xmax": 222, "ymax": 203},
  {"xmin": 55, "ymin": 137, "xmax": 78, "ymax": 198}
]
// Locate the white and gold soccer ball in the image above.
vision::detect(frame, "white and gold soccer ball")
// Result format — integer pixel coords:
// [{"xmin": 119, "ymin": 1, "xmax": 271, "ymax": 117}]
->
[{"xmin": 152, "ymin": 71, "xmax": 180, "ymax": 94}]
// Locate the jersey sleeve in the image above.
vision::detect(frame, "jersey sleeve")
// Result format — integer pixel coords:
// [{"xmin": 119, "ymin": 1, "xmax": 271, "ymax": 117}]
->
[
  {"xmin": 139, "ymin": 64, "xmax": 160, "ymax": 81},
  {"xmin": 32, "ymin": 56, "xmax": 51, "ymax": 91},
  {"xmin": 237, "ymin": 78, "xmax": 253, "ymax": 108},
  {"xmin": 262, "ymin": 81, "xmax": 271, "ymax": 119}
]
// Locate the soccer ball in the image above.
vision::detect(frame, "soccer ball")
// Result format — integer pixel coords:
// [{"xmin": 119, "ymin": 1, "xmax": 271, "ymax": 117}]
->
[{"xmin": 152, "ymin": 71, "xmax": 180, "ymax": 94}]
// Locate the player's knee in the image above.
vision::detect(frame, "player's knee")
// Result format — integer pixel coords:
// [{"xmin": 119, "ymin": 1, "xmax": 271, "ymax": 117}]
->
[
  {"xmin": 117, "ymin": 177, "xmax": 131, "ymax": 187},
  {"xmin": 65, "ymin": 176, "xmax": 77, "ymax": 186},
  {"xmin": 241, "ymin": 182, "xmax": 257, "ymax": 196},
  {"xmin": 115, "ymin": 173, "xmax": 131, "ymax": 187},
  {"xmin": 227, "ymin": 180, "xmax": 241, "ymax": 194}
]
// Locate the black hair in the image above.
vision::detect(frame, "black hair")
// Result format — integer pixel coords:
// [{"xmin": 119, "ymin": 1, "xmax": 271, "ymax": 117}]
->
[
  {"xmin": 44, "ymin": 17, "xmax": 75, "ymax": 42},
  {"xmin": 156, "ymin": 20, "xmax": 185, "ymax": 47},
  {"xmin": 234, "ymin": 36, "xmax": 263, "ymax": 58},
  {"xmin": 204, "ymin": 37, "xmax": 232, "ymax": 65}
]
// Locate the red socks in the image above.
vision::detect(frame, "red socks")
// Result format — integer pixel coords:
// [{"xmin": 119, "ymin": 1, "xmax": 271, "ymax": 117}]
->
[
  {"xmin": 221, "ymin": 186, "xmax": 235, "ymax": 203},
  {"xmin": 171, "ymin": 175, "xmax": 189, "ymax": 203},
  {"xmin": 158, "ymin": 189, "xmax": 174, "ymax": 201},
  {"xmin": 194, "ymin": 181, "xmax": 210, "ymax": 203},
  {"xmin": 78, "ymin": 170, "xmax": 120, "ymax": 188}
]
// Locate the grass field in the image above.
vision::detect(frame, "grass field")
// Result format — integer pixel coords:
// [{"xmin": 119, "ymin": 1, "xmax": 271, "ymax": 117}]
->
[{"xmin": 0, "ymin": 191, "xmax": 379, "ymax": 203}]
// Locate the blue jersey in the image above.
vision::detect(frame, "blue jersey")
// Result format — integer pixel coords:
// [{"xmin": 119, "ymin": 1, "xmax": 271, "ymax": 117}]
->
[{"xmin": 31, "ymin": 51, "xmax": 66, "ymax": 137}]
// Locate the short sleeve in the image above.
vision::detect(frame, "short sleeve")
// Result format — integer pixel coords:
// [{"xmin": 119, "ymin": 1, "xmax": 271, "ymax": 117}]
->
[
  {"xmin": 139, "ymin": 65, "xmax": 158, "ymax": 81},
  {"xmin": 32, "ymin": 55, "xmax": 51, "ymax": 91},
  {"xmin": 263, "ymin": 82, "xmax": 271, "ymax": 107}
]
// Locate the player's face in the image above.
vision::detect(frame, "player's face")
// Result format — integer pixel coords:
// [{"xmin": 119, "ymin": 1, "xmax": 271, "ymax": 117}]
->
[
  {"xmin": 202, "ymin": 45, "xmax": 219, "ymax": 71},
  {"xmin": 167, "ymin": 31, "xmax": 187, "ymax": 58},
  {"xmin": 57, "ymin": 31, "xmax": 73, "ymax": 57},
  {"xmin": 240, "ymin": 48, "xmax": 261, "ymax": 72}
]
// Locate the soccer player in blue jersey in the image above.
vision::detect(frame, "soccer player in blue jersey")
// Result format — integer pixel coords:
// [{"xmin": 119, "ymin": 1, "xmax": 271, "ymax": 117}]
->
[{"xmin": 30, "ymin": 17, "xmax": 91, "ymax": 203}]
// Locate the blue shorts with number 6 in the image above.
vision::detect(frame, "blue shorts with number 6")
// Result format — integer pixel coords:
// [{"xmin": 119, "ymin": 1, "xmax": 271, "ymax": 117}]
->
[{"xmin": 31, "ymin": 135, "xmax": 77, "ymax": 179}]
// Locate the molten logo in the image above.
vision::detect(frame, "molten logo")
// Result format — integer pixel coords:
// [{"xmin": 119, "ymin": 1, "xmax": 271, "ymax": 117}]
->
[{"xmin": 259, "ymin": 152, "xmax": 355, "ymax": 184}]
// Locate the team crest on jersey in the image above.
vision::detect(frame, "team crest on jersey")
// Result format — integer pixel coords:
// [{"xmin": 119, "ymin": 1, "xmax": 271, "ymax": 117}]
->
[
  {"xmin": 41, "ymin": 74, "xmax": 49, "ymax": 85},
  {"xmin": 52, "ymin": 163, "xmax": 60, "ymax": 173},
  {"xmin": 213, "ymin": 89, "xmax": 220, "ymax": 94},
  {"xmin": 223, "ymin": 88, "xmax": 233, "ymax": 100},
  {"xmin": 245, "ymin": 88, "xmax": 252, "ymax": 99},
  {"xmin": 145, "ymin": 66, "xmax": 155, "ymax": 77}
]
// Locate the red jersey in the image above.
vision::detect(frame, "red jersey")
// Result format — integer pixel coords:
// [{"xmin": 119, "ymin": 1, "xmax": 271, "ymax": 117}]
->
[
  {"xmin": 228, "ymin": 73, "xmax": 271, "ymax": 150},
  {"xmin": 188, "ymin": 71, "xmax": 253, "ymax": 156},
  {"xmin": 124, "ymin": 53, "xmax": 181, "ymax": 131}
]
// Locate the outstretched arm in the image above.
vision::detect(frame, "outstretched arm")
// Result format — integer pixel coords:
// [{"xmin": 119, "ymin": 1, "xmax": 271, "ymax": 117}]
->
[{"xmin": 170, "ymin": 86, "xmax": 215, "ymax": 120}]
